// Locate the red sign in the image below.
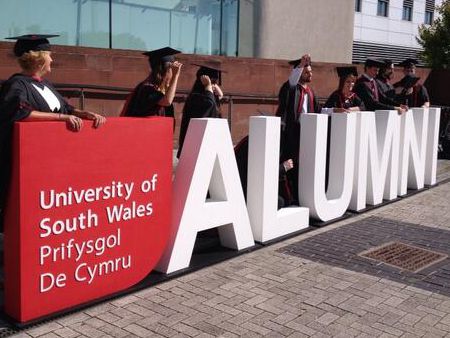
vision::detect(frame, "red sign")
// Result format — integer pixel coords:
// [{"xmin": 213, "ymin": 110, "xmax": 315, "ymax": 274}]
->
[{"xmin": 4, "ymin": 117, "xmax": 172, "ymax": 322}]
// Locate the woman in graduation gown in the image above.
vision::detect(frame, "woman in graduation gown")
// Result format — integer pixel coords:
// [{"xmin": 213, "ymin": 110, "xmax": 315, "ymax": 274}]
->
[
  {"xmin": 0, "ymin": 34, "xmax": 106, "ymax": 229},
  {"xmin": 121, "ymin": 47, "xmax": 182, "ymax": 118},
  {"xmin": 324, "ymin": 66, "xmax": 365, "ymax": 112},
  {"xmin": 177, "ymin": 62, "xmax": 224, "ymax": 158}
]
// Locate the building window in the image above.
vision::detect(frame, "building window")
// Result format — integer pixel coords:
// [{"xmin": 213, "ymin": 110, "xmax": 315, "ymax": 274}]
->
[
  {"xmin": 377, "ymin": 0, "xmax": 389, "ymax": 17},
  {"xmin": 425, "ymin": 10, "xmax": 434, "ymax": 24},
  {"xmin": 425, "ymin": 0, "xmax": 435, "ymax": 24},
  {"xmin": 0, "ymin": 0, "xmax": 109, "ymax": 48},
  {"xmin": 355, "ymin": 0, "xmax": 362, "ymax": 12},
  {"xmin": 0, "ymin": 0, "xmax": 239, "ymax": 57},
  {"xmin": 402, "ymin": 0, "xmax": 413, "ymax": 21}
]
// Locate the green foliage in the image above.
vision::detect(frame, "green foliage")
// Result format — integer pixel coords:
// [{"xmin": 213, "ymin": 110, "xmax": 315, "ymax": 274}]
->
[{"xmin": 417, "ymin": 0, "xmax": 450, "ymax": 69}]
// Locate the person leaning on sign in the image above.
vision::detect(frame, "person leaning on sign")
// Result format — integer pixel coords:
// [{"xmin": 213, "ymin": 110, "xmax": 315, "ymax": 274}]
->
[
  {"xmin": 276, "ymin": 54, "xmax": 321, "ymax": 206},
  {"xmin": 0, "ymin": 34, "xmax": 106, "ymax": 230},
  {"xmin": 393, "ymin": 58, "xmax": 430, "ymax": 108},
  {"xmin": 121, "ymin": 47, "xmax": 182, "ymax": 118},
  {"xmin": 324, "ymin": 66, "xmax": 365, "ymax": 112},
  {"xmin": 353, "ymin": 58, "xmax": 408, "ymax": 114},
  {"xmin": 177, "ymin": 62, "xmax": 224, "ymax": 159}
]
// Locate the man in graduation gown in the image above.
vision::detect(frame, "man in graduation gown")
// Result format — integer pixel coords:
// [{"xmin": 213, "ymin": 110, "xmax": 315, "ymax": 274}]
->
[
  {"xmin": 354, "ymin": 58, "xmax": 407, "ymax": 113},
  {"xmin": 394, "ymin": 58, "xmax": 430, "ymax": 108},
  {"xmin": 276, "ymin": 54, "xmax": 320, "ymax": 205},
  {"xmin": 376, "ymin": 59, "xmax": 396, "ymax": 100}
]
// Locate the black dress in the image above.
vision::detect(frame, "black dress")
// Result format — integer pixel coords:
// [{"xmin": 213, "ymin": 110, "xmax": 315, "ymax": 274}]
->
[
  {"xmin": 0, "ymin": 73, "xmax": 74, "ymax": 228},
  {"xmin": 122, "ymin": 78, "xmax": 174, "ymax": 118},
  {"xmin": 324, "ymin": 90, "xmax": 365, "ymax": 110},
  {"xmin": 177, "ymin": 90, "xmax": 220, "ymax": 158}
]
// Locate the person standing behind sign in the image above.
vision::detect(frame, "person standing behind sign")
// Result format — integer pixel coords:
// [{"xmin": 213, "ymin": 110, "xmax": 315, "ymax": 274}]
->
[
  {"xmin": 276, "ymin": 54, "xmax": 320, "ymax": 205},
  {"xmin": 121, "ymin": 47, "xmax": 182, "ymax": 118},
  {"xmin": 376, "ymin": 59, "xmax": 396, "ymax": 101},
  {"xmin": 353, "ymin": 58, "xmax": 407, "ymax": 114},
  {"xmin": 177, "ymin": 62, "xmax": 224, "ymax": 158},
  {"xmin": 393, "ymin": 58, "xmax": 430, "ymax": 108},
  {"xmin": 0, "ymin": 34, "xmax": 106, "ymax": 230},
  {"xmin": 324, "ymin": 66, "xmax": 364, "ymax": 112}
]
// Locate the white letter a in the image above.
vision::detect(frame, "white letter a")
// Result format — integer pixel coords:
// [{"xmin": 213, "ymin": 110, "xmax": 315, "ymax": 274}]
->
[{"xmin": 156, "ymin": 119, "xmax": 254, "ymax": 274}]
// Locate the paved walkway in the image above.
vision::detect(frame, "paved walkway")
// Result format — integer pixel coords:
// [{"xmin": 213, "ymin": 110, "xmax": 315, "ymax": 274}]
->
[{"xmin": 7, "ymin": 161, "xmax": 450, "ymax": 338}]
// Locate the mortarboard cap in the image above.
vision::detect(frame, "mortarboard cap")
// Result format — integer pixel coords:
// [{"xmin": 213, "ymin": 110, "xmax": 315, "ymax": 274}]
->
[
  {"xmin": 398, "ymin": 74, "xmax": 421, "ymax": 89},
  {"xmin": 6, "ymin": 34, "xmax": 59, "ymax": 57},
  {"xmin": 143, "ymin": 47, "xmax": 181, "ymax": 68},
  {"xmin": 365, "ymin": 58, "xmax": 385, "ymax": 68},
  {"xmin": 398, "ymin": 58, "xmax": 419, "ymax": 68},
  {"xmin": 336, "ymin": 66, "xmax": 358, "ymax": 78},
  {"xmin": 193, "ymin": 61, "xmax": 226, "ymax": 79}
]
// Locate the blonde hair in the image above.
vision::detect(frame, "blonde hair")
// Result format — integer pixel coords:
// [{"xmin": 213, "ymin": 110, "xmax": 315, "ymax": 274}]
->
[{"xmin": 17, "ymin": 50, "xmax": 49, "ymax": 73}]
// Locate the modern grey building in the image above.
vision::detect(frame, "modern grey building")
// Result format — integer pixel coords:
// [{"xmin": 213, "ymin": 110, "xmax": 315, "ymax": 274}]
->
[
  {"xmin": 353, "ymin": 0, "xmax": 443, "ymax": 64},
  {"xmin": 0, "ymin": 0, "xmax": 443, "ymax": 64}
]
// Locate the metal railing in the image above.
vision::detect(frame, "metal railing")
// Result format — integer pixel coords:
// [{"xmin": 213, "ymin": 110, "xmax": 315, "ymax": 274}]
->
[
  {"xmin": 1, "ymin": 80, "xmax": 284, "ymax": 129},
  {"xmin": 51, "ymin": 83, "xmax": 282, "ymax": 129}
]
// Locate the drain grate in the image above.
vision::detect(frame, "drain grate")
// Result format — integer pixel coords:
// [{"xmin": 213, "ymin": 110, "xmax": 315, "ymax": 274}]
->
[{"xmin": 359, "ymin": 242, "xmax": 448, "ymax": 273}]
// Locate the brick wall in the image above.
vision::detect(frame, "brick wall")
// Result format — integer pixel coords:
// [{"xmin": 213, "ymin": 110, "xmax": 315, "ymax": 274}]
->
[{"xmin": 0, "ymin": 42, "xmax": 433, "ymax": 145}]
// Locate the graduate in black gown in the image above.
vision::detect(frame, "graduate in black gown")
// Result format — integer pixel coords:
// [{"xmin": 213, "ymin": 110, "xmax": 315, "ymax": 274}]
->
[
  {"xmin": 393, "ymin": 58, "xmax": 430, "ymax": 108},
  {"xmin": 276, "ymin": 54, "xmax": 321, "ymax": 205},
  {"xmin": 353, "ymin": 58, "xmax": 407, "ymax": 114},
  {"xmin": 177, "ymin": 62, "xmax": 224, "ymax": 158},
  {"xmin": 0, "ymin": 34, "xmax": 106, "ymax": 230},
  {"xmin": 121, "ymin": 47, "xmax": 182, "ymax": 118},
  {"xmin": 324, "ymin": 66, "xmax": 364, "ymax": 112},
  {"xmin": 376, "ymin": 59, "xmax": 396, "ymax": 101}
]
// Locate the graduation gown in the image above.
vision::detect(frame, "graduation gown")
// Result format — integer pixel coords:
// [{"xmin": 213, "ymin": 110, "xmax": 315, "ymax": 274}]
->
[
  {"xmin": 324, "ymin": 90, "xmax": 365, "ymax": 110},
  {"xmin": 353, "ymin": 75, "xmax": 400, "ymax": 111},
  {"xmin": 0, "ymin": 73, "xmax": 74, "ymax": 227},
  {"xmin": 276, "ymin": 81, "xmax": 320, "ymax": 205},
  {"xmin": 276, "ymin": 81, "xmax": 320, "ymax": 162},
  {"xmin": 394, "ymin": 82, "xmax": 430, "ymax": 108},
  {"xmin": 177, "ymin": 90, "xmax": 220, "ymax": 158},
  {"xmin": 121, "ymin": 79, "xmax": 174, "ymax": 118},
  {"xmin": 376, "ymin": 77, "xmax": 396, "ymax": 101},
  {"xmin": 234, "ymin": 135, "xmax": 294, "ymax": 209}
]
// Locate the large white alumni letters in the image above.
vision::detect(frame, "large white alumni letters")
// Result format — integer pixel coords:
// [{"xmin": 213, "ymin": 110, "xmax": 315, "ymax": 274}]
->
[
  {"xmin": 156, "ymin": 119, "xmax": 254, "ymax": 274},
  {"xmin": 299, "ymin": 113, "xmax": 356, "ymax": 221},
  {"xmin": 159, "ymin": 108, "xmax": 441, "ymax": 274},
  {"xmin": 350, "ymin": 111, "xmax": 400, "ymax": 210},
  {"xmin": 247, "ymin": 117, "xmax": 309, "ymax": 243}
]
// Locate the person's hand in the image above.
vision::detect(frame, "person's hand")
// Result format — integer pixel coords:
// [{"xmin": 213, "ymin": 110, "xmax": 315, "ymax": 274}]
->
[
  {"xmin": 395, "ymin": 106, "xmax": 407, "ymax": 115},
  {"xmin": 283, "ymin": 159, "xmax": 294, "ymax": 172},
  {"xmin": 299, "ymin": 54, "xmax": 311, "ymax": 68},
  {"xmin": 200, "ymin": 75, "xmax": 212, "ymax": 87},
  {"xmin": 212, "ymin": 84, "xmax": 223, "ymax": 99},
  {"xmin": 64, "ymin": 115, "xmax": 83, "ymax": 131},
  {"xmin": 405, "ymin": 87, "xmax": 413, "ymax": 95},
  {"xmin": 400, "ymin": 104, "xmax": 409, "ymax": 111},
  {"xmin": 80, "ymin": 111, "xmax": 106, "ymax": 128},
  {"xmin": 89, "ymin": 112, "xmax": 106, "ymax": 128},
  {"xmin": 171, "ymin": 61, "xmax": 183, "ymax": 75}
]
